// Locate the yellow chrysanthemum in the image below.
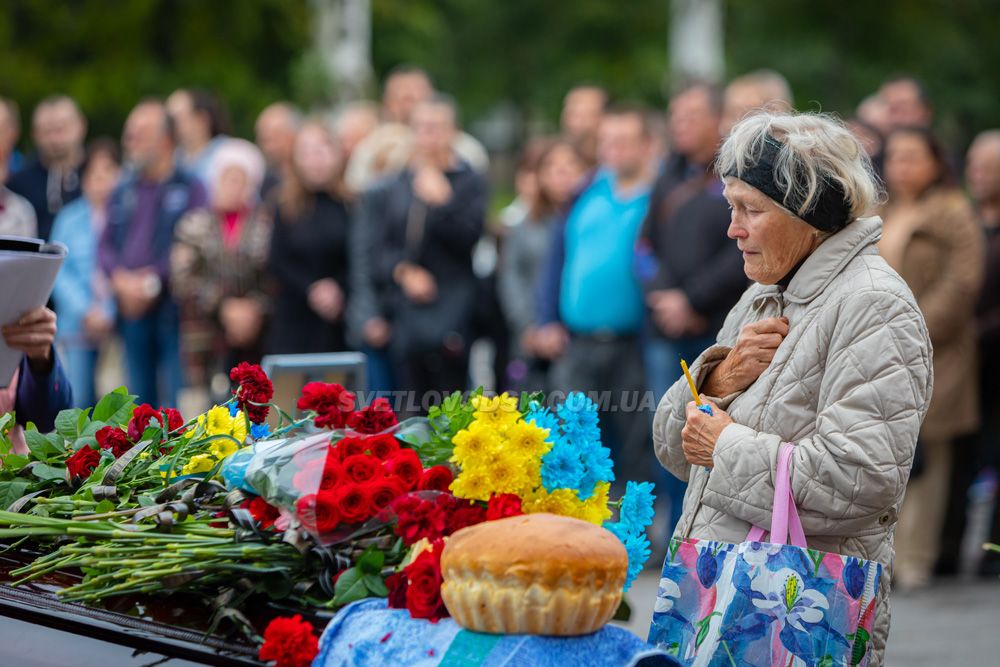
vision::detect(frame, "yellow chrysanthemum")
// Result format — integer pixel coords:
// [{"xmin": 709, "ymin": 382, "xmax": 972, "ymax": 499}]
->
[
  {"xmin": 580, "ymin": 482, "xmax": 612, "ymax": 525},
  {"xmin": 209, "ymin": 437, "xmax": 240, "ymax": 460},
  {"xmin": 230, "ymin": 412, "xmax": 247, "ymax": 443},
  {"xmin": 451, "ymin": 420, "xmax": 494, "ymax": 465},
  {"xmin": 522, "ymin": 487, "xmax": 581, "ymax": 517},
  {"xmin": 450, "ymin": 469, "xmax": 491, "ymax": 502},
  {"xmin": 471, "ymin": 393, "xmax": 520, "ymax": 430},
  {"xmin": 205, "ymin": 406, "xmax": 234, "ymax": 437},
  {"xmin": 481, "ymin": 453, "xmax": 523, "ymax": 495},
  {"xmin": 504, "ymin": 420, "xmax": 552, "ymax": 457},
  {"xmin": 181, "ymin": 454, "xmax": 216, "ymax": 475}
]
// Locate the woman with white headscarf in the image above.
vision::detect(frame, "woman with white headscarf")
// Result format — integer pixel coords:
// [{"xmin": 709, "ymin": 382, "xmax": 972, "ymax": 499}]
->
[{"xmin": 170, "ymin": 137, "xmax": 271, "ymax": 399}]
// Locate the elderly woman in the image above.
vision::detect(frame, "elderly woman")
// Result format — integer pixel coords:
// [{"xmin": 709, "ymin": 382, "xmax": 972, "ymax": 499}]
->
[
  {"xmin": 652, "ymin": 112, "xmax": 933, "ymax": 665},
  {"xmin": 170, "ymin": 138, "xmax": 271, "ymax": 400}
]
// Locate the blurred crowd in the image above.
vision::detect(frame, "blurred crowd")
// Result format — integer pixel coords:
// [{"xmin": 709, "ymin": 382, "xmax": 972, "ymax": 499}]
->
[{"xmin": 1, "ymin": 67, "xmax": 999, "ymax": 581}]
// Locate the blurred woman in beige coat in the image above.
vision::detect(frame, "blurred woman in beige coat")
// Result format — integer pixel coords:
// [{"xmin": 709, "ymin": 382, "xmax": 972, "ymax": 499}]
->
[{"xmin": 879, "ymin": 127, "xmax": 984, "ymax": 590}]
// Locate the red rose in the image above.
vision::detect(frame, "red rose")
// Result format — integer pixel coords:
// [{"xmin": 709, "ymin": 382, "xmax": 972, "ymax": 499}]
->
[
  {"xmin": 243, "ymin": 496, "xmax": 280, "ymax": 530},
  {"xmin": 346, "ymin": 398, "xmax": 398, "ymax": 435},
  {"xmin": 126, "ymin": 404, "xmax": 159, "ymax": 442},
  {"xmin": 96, "ymin": 426, "xmax": 132, "ymax": 458},
  {"xmin": 364, "ymin": 477, "xmax": 405, "ymax": 516},
  {"xmin": 230, "ymin": 362, "xmax": 274, "ymax": 424},
  {"xmin": 447, "ymin": 501, "xmax": 487, "ymax": 535},
  {"xmin": 404, "ymin": 540, "xmax": 448, "ymax": 622},
  {"xmin": 295, "ymin": 491, "xmax": 341, "ymax": 533},
  {"xmin": 486, "ymin": 493, "xmax": 524, "ymax": 521},
  {"xmin": 390, "ymin": 494, "xmax": 449, "ymax": 546},
  {"xmin": 384, "ymin": 449, "xmax": 422, "ymax": 491},
  {"xmin": 66, "ymin": 445, "xmax": 102, "ymax": 480},
  {"xmin": 160, "ymin": 407, "xmax": 184, "ymax": 433},
  {"xmin": 319, "ymin": 458, "xmax": 345, "ymax": 491},
  {"xmin": 333, "ymin": 483, "xmax": 371, "ymax": 525},
  {"xmin": 342, "ymin": 454, "xmax": 380, "ymax": 484},
  {"xmin": 257, "ymin": 614, "xmax": 318, "ymax": 667},
  {"xmin": 385, "ymin": 572, "xmax": 408, "ymax": 609},
  {"xmin": 297, "ymin": 382, "xmax": 356, "ymax": 430},
  {"xmin": 336, "ymin": 436, "xmax": 368, "ymax": 459},
  {"xmin": 368, "ymin": 434, "xmax": 400, "ymax": 461},
  {"xmin": 418, "ymin": 465, "xmax": 454, "ymax": 492}
]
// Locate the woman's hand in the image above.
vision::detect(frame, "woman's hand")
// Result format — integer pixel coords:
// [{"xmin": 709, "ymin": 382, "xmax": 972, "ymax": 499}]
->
[
  {"xmin": 2, "ymin": 306, "xmax": 57, "ymax": 371},
  {"xmin": 220, "ymin": 297, "xmax": 265, "ymax": 348},
  {"xmin": 703, "ymin": 316, "xmax": 789, "ymax": 397},
  {"xmin": 308, "ymin": 279, "xmax": 345, "ymax": 322},
  {"xmin": 681, "ymin": 399, "xmax": 733, "ymax": 467}
]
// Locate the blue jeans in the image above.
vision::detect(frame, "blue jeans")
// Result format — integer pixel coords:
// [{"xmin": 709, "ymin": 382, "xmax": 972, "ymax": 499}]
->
[
  {"xmin": 61, "ymin": 344, "xmax": 99, "ymax": 408},
  {"xmin": 644, "ymin": 334, "xmax": 715, "ymax": 536},
  {"xmin": 119, "ymin": 300, "xmax": 183, "ymax": 407}
]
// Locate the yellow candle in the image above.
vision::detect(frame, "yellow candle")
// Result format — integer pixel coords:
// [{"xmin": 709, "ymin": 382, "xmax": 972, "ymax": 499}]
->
[{"xmin": 681, "ymin": 359, "xmax": 702, "ymax": 407}]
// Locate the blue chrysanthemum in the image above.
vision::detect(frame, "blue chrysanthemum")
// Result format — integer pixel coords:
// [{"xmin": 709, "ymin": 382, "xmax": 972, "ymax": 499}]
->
[
  {"xmin": 557, "ymin": 392, "xmax": 600, "ymax": 436},
  {"xmin": 540, "ymin": 439, "xmax": 584, "ymax": 491},
  {"xmin": 250, "ymin": 422, "xmax": 270, "ymax": 440},
  {"xmin": 620, "ymin": 481, "xmax": 656, "ymax": 535},
  {"xmin": 622, "ymin": 532, "xmax": 651, "ymax": 591},
  {"xmin": 525, "ymin": 405, "xmax": 561, "ymax": 437},
  {"xmin": 228, "ymin": 402, "xmax": 239, "ymax": 418}
]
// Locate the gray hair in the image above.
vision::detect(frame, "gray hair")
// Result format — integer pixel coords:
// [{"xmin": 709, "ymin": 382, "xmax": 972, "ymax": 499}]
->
[{"xmin": 717, "ymin": 111, "xmax": 884, "ymax": 222}]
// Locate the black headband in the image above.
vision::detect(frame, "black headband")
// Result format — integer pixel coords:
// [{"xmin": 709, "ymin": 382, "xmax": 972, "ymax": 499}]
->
[{"xmin": 723, "ymin": 134, "xmax": 852, "ymax": 233}]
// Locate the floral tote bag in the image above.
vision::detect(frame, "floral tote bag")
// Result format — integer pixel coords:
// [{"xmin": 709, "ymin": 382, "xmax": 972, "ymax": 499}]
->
[{"xmin": 648, "ymin": 443, "xmax": 881, "ymax": 666}]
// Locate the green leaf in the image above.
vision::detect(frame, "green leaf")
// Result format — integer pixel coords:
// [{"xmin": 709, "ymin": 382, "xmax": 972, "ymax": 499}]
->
[
  {"xmin": 333, "ymin": 567, "xmax": 368, "ymax": 606},
  {"xmin": 363, "ymin": 573, "xmax": 388, "ymax": 597},
  {"xmin": 612, "ymin": 596, "xmax": 632, "ymax": 621},
  {"xmin": 357, "ymin": 546, "xmax": 385, "ymax": 574},
  {"xmin": 94, "ymin": 499, "xmax": 116, "ymax": 514},
  {"xmin": 92, "ymin": 388, "xmax": 136, "ymax": 425},
  {"xmin": 55, "ymin": 408, "xmax": 86, "ymax": 441},
  {"xmin": 24, "ymin": 428, "xmax": 63, "ymax": 460},
  {"xmin": 0, "ymin": 480, "xmax": 31, "ymax": 509},
  {"xmin": 1, "ymin": 454, "xmax": 29, "ymax": 470},
  {"xmin": 31, "ymin": 463, "xmax": 68, "ymax": 481}
]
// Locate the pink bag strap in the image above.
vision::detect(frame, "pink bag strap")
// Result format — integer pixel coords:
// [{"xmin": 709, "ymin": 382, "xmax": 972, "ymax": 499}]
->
[{"xmin": 746, "ymin": 443, "xmax": 807, "ymax": 548}]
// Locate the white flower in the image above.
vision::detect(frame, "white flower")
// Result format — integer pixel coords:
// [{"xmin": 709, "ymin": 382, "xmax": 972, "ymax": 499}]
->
[
  {"xmin": 654, "ymin": 577, "xmax": 682, "ymax": 613},
  {"xmin": 741, "ymin": 541, "xmax": 783, "ymax": 569},
  {"xmin": 750, "ymin": 568, "xmax": 829, "ymax": 631}
]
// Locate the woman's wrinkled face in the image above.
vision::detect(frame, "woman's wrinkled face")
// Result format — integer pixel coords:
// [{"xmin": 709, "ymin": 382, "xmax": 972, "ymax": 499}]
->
[{"xmin": 724, "ymin": 178, "xmax": 820, "ymax": 285}]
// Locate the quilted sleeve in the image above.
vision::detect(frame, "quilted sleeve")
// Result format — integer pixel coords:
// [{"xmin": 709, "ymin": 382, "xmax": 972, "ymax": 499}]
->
[
  {"xmin": 652, "ymin": 286, "xmax": 754, "ymax": 481},
  {"xmin": 700, "ymin": 289, "xmax": 933, "ymax": 536}
]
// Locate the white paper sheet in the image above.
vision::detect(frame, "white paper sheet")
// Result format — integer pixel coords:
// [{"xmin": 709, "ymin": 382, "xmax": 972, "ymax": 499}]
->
[{"xmin": 0, "ymin": 237, "xmax": 67, "ymax": 388}]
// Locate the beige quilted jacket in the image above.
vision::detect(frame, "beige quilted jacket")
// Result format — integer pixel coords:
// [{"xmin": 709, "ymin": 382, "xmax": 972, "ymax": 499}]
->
[{"xmin": 652, "ymin": 216, "xmax": 933, "ymax": 666}]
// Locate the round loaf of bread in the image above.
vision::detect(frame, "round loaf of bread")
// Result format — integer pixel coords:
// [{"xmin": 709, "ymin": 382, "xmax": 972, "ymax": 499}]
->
[{"xmin": 440, "ymin": 512, "xmax": 628, "ymax": 635}]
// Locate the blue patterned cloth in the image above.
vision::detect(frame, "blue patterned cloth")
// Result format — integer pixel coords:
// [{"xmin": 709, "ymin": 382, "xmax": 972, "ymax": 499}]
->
[{"xmin": 314, "ymin": 599, "xmax": 678, "ymax": 667}]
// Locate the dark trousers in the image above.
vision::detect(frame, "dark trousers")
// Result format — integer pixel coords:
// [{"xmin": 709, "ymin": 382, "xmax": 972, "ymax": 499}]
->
[
  {"xmin": 398, "ymin": 347, "xmax": 470, "ymax": 416},
  {"xmin": 549, "ymin": 335, "xmax": 651, "ymax": 490},
  {"xmin": 118, "ymin": 299, "xmax": 183, "ymax": 408}
]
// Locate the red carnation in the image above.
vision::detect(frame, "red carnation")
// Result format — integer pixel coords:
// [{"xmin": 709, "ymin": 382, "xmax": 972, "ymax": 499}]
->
[
  {"xmin": 160, "ymin": 407, "xmax": 184, "ymax": 433},
  {"xmin": 333, "ymin": 483, "xmax": 372, "ymax": 525},
  {"xmin": 346, "ymin": 398, "xmax": 398, "ymax": 435},
  {"xmin": 66, "ymin": 445, "xmax": 102, "ymax": 480},
  {"xmin": 390, "ymin": 494, "xmax": 450, "ymax": 546},
  {"xmin": 243, "ymin": 496, "xmax": 280, "ymax": 530},
  {"xmin": 486, "ymin": 493, "xmax": 524, "ymax": 521},
  {"xmin": 126, "ymin": 404, "xmax": 159, "ymax": 443},
  {"xmin": 384, "ymin": 449, "xmax": 423, "ymax": 491},
  {"xmin": 257, "ymin": 614, "xmax": 319, "ymax": 667},
  {"xmin": 368, "ymin": 434, "xmax": 400, "ymax": 461},
  {"xmin": 385, "ymin": 571, "xmax": 408, "ymax": 609},
  {"xmin": 96, "ymin": 426, "xmax": 132, "ymax": 458},
  {"xmin": 404, "ymin": 540, "xmax": 448, "ymax": 622},
  {"xmin": 230, "ymin": 362, "xmax": 273, "ymax": 424},
  {"xmin": 297, "ymin": 382, "xmax": 356, "ymax": 430},
  {"xmin": 342, "ymin": 454, "xmax": 380, "ymax": 484},
  {"xmin": 447, "ymin": 501, "xmax": 487, "ymax": 535},
  {"xmin": 295, "ymin": 491, "xmax": 341, "ymax": 534},
  {"xmin": 418, "ymin": 465, "xmax": 454, "ymax": 493}
]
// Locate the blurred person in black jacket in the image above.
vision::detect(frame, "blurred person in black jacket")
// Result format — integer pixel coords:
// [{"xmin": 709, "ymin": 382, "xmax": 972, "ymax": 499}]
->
[
  {"xmin": 351, "ymin": 95, "xmax": 487, "ymax": 405},
  {"xmin": 266, "ymin": 119, "xmax": 353, "ymax": 355},
  {"xmin": 7, "ymin": 95, "xmax": 86, "ymax": 239}
]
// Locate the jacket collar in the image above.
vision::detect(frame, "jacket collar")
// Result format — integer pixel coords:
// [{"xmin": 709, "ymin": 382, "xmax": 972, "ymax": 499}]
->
[{"xmin": 782, "ymin": 216, "xmax": 883, "ymax": 304}]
